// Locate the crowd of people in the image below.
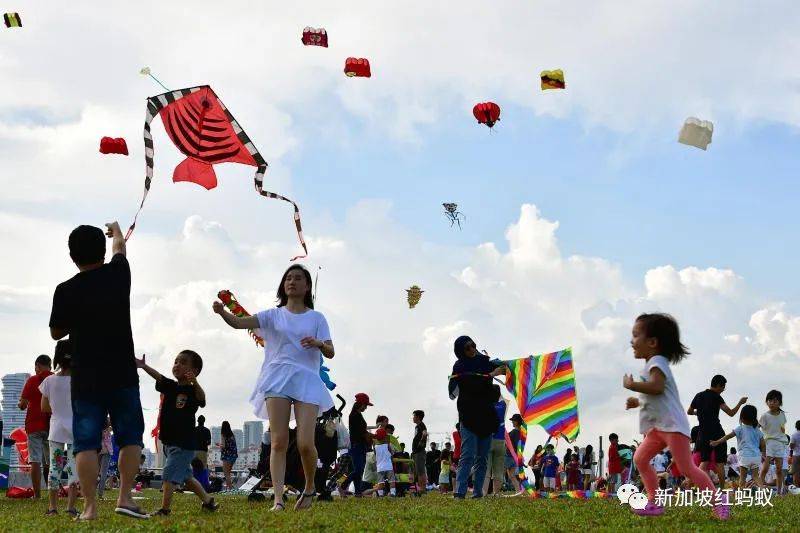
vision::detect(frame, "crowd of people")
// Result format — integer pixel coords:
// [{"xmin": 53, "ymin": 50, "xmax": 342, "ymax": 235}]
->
[{"xmin": 6, "ymin": 221, "xmax": 799, "ymax": 523}]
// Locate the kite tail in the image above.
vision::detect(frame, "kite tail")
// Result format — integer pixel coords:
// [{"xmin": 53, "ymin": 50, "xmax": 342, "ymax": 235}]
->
[
  {"xmin": 126, "ymin": 97, "xmax": 160, "ymax": 240},
  {"xmin": 253, "ymin": 163, "xmax": 308, "ymax": 261}
]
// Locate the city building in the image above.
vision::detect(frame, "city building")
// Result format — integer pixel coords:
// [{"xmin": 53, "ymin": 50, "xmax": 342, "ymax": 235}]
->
[
  {"xmin": 243, "ymin": 421, "xmax": 263, "ymax": 449},
  {"xmin": 142, "ymin": 448, "xmax": 156, "ymax": 469},
  {"xmin": 1, "ymin": 373, "xmax": 30, "ymax": 465},
  {"xmin": 233, "ymin": 429, "xmax": 244, "ymax": 451},
  {"xmin": 211, "ymin": 426, "xmax": 221, "ymax": 448}
]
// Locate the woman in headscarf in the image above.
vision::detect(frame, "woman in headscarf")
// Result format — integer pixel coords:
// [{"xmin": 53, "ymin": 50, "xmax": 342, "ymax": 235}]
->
[{"xmin": 447, "ymin": 335, "xmax": 505, "ymax": 499}]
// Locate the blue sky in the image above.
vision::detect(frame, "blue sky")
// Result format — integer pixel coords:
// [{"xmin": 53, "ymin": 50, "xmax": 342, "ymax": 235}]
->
[{"xmin": 291, "ymin": 104, "xmax": 800, "ymax": 305}]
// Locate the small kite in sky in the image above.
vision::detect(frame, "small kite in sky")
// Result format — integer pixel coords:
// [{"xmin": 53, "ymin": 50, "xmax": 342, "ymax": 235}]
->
[
  {"xmin": 406, "ymin": 285, "xmax": 424, "ymax": 309},
  {"xmin": 3, "ymin": 12, "xmax": 21, "ymax": 28},
  {"xmin": 442, "ymin": 203, "xmax": 465, "ymax": 230},
  {"xmin": 473, "ymin": 102, "xmax": 501, "ymax": 129},
  {"xmin": 99, "ymin": 137, "xmax": 129, "ymax": 155},
  {"xmin": 540, "ymin": 69, "xmax": 565, "ymax": 90},
  {"xmin": 302, "ymin": 27, "xmax": 328, "ymax": 47},
  {"xmin": 126, "ymin": 85, "xmax": 307, "ymax": 260},
  {"xmin": 344, "ymin": 57, "xmax": 371, "ymax": 78},
  {"xmin": 678, "ymin": 117, "xmax": 714, "ymax": 150}
]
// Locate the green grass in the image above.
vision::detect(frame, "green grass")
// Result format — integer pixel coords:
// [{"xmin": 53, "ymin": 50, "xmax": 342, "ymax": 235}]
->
[{"xmin": 0, "ymin": 489, "xmax": 796, "ymax": 531}]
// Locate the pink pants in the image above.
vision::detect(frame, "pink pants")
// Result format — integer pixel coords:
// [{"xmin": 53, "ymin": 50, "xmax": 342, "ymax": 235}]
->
[{"xmin": 634, "ymin": 429, "xmax": 715, "ymax": 503}]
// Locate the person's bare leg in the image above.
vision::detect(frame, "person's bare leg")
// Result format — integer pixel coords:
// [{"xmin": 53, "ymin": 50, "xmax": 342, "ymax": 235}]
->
[
  {"xmin": 267, "ymin": 398, "xmax": 292, "ymax": 508},
  {"xmin": 75, "ymin": 450, "xmax": 100, "ymax": 519},
  {"xmin": 507, "ymin": 468, "xmax": 521, "ymax": 492},
  {"xmin": 775, "ymin": 458, "xmax": 784, "ymax": 493},
  {"xmin": 47, "ymin": 486, "xmax": 57, "ymax": 512},
  {"xmin": 185, "ymin": 477, "xmax": 212, "ymax": 504},
  {"xmin": 161, "ymin": 481, "xmax": 174, "ymax": 510},
  {"xmin": 223, "ymin": 462, "xmax": 231, "ymax": 489},
  {"xmin": 715, "ymin": 462, "xmax": 726, "ymax": 488},
  {"xmin": 67, "ymin": 484, "xmax": 78, "ymax": 512},
  {"xmin": 482, "ymin": 472, "xmax": 491, "ymax": 495},
  {"xmin": 759, "ymin": 458, "xmax": 769, "ymax": 487},
  {"xmin": 116, "ymin": 444, "xmax": 142, "ymax": 510},
  {"xmin": 30, "ymin": 462, "xmax": 42, "ymax": 499},
  {"xmin": 294, "ymin": 401, "xmax": 319, "ymax": 510}
]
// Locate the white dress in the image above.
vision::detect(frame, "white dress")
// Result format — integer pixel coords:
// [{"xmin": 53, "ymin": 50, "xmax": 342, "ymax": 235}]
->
[{"xmin": 249, "ymin": 306, "xmax": 334, "ymax": 420}]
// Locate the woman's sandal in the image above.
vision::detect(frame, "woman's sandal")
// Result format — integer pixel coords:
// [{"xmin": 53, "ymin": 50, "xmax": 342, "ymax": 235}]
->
[
  {"xmin": 294, "ymin": 491, "xmax": 315, "ymax": 511},
  {"xmin": 270, "ymin": 502, "xmax": 285, "ymax": 512}
]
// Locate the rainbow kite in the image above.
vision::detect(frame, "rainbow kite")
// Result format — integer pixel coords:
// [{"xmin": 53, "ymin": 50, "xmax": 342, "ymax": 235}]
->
[{"xmin": 505, "ymin": 348, "xmax": 579, "ymax": 442}]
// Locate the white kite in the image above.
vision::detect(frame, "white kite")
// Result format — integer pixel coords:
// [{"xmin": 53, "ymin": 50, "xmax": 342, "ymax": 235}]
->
[{"xmin": 678, "ymin": 117, "xmax": 714, "ymax": 150}]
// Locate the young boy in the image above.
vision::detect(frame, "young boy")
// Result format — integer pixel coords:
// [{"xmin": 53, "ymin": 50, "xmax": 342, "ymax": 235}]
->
[
  {"xmin": 606, "ymin": 433, "xmax": 622, "ymax": 493},
  {"xmin": 412, "ymin": 410, "xmax": 428, "ymax": 494},
  {"xmin": 18, "ymin": 354, "xmax": 53, "ymax": 499},
  {"xmin": 369, "ymin": 428, "xmax": 396, "ymax": 497},
  {"xmin": 136, "ymin": 351, "xmax": 218, "ymax": 515},
  {"xmin": 541, "ymin": 444, "xmax": 559, "ymax": 492}
]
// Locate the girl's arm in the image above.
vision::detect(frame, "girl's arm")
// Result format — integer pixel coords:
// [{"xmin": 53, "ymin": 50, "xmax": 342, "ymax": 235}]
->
[
  {"xmin": 623, "ymin": 367, "xmax": 666, "ymax": 395},
  {"xmin": 709, "ymin": 431, "xmax": 735, "ymax": 447},
  {"xmin": 212, "ymin": 302, "xmax": 259, "ymax": 330}
]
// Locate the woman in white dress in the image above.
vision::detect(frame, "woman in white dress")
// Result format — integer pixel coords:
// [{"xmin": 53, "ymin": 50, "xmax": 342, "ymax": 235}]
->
[{"xmin": 212, "ymin": 265, "xmax": 334, "ymax": 511}]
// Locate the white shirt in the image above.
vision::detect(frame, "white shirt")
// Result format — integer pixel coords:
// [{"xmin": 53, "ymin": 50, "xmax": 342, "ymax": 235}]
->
[
  {"xmin": 758, "ymin": 411, "xmax": 787, "ymax": 442},
  {"xmin": 651, "ymin": 453, "xmax": 667, "ymax": 472},
  {"xmin": 727, "ymin": 453, "xmax": 739, "ymax": 470},
  {"xmin": 249, "ymin": 307, "xmax": 334, "ymax": 419},
  {"xmin": 789, "ymin": 430, "xmax": 800, "ymax": 454},
  {"xmin": 638, "ymin": 356, "xmax": 691, "ymax": 437},
  {"xmin": 375, "ymin": 442, "xmax": 393, "ymax": 472},
  {"xmin": 38, "ymin": 374, "xmax": 73, "ymax": 444}
]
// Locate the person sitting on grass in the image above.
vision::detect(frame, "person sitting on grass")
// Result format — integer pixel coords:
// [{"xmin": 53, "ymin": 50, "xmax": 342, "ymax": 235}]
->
[
  {"xmin": 135, "ymin": 351, "xmax": 218, "ymax": 516},
  {"xmin": 136, "ymin": 454, "xmax": 155, "ymax": 488}
]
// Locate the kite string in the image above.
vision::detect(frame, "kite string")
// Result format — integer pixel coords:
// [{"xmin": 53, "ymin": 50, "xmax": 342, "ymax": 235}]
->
[{"xmin": 146, "ymin": 73, "xmax": 169, "ymax": 92}]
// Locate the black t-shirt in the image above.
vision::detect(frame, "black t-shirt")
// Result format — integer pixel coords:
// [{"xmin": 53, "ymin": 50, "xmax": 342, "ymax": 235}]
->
[
  {"xmin": 413, "ymin": 422, "xmax": 428, "ymax": 453},
  {"xmin": 447, "ymin": 355, "xmax": 501, "ymax": 437},
  {"xmin": 194, "ymin": 426, "xmax": 212, "ymax": 451},
  {"xmin": 156, "ymin": 377, "xmax": 204, "ymax": 449},
  {"xmin": 426, "ymin": 449, "xmax": 441, "ymax": 467},
  {"xmin": 349, "ymin": 409, "xmax": 368, "ymax": 446},
  {"xmin": 690, "ymin": 390, "xmax": 725, "ymax": 435},
  {"xmin": 690, "ymin": 426, "xmax": 700, "ymax": 452},
  {"xmin": 49, "ymin": 253, "xmax": 137, "ymax": 399}
]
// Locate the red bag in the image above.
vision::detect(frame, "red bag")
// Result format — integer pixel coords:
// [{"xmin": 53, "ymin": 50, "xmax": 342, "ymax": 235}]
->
[{"xmin": 6, "ymin": 486, "xmax": 35, "ymax": 499}]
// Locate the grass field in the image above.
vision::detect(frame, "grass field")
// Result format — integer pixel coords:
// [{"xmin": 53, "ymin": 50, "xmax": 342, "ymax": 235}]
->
[{"xmin": 0, "ymin": 489, "xmax": 797, "ymax": 531}]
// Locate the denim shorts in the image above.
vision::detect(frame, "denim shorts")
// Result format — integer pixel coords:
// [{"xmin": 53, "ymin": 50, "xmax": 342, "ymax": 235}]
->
[
  {"xmin": 265, "ymin": 391, "xmax": 295, "ymax": 401},
  {"xmin": 27, "ymin": 431, "xmax": 50, "ymax": 464},
  {"xmin": 72, "ymin": 386, "xmax": 145, "ymax": 454},
  {"xmin": 162, "ymin": 445, "xmax": 195, "ymax": 484}
]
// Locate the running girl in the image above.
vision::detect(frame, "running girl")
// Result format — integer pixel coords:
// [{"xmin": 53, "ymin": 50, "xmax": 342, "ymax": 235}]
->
[{"xmin": 623, "ymin": 313, "xmax": 728, "ymax": 520}]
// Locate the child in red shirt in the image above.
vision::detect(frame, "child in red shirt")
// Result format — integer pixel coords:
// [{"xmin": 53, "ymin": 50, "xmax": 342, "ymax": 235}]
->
[
  {"xmin": 566, "ymin": 456, "xmax": 581, "ymax": 489},
  {"xmin": 19, "ymin": 354, "xmax": 53, "ymax": 499},
  {"xmin": 607, "ymin": 433, "xmax": 622, "ymax": 493}
]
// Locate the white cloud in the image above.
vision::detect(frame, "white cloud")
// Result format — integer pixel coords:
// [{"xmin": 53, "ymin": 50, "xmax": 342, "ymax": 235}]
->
[{"xmin": 6, "ymin": 203, "xmax": 797, "ymax": 452}]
